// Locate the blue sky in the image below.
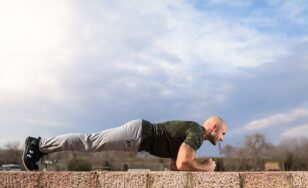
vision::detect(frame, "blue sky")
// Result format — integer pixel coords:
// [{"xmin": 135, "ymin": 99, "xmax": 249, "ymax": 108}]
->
[{"xmin": 0, "ymin": 0, "xmax": 307, "ymax": 157}]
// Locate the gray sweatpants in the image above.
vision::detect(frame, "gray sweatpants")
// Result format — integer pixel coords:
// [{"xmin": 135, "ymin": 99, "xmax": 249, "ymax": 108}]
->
[{"xmin": 39, "ymin": 119, "xmax": 143, "ymax": 154}]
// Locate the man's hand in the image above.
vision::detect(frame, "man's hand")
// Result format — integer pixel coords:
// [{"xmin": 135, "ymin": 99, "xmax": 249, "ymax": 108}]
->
[{"xmin": 203, "ymin": 158, "xmax": 216, "ymax": 172}]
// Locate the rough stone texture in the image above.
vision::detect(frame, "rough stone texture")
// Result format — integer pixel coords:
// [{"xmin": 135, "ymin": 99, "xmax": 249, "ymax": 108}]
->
[
  {"xmin": 148, "ymin": 171, "xmax": 189, "ymax": 188},
  {"xmin": 240, "ymin": 172, "xmax": 291, "ymax": 188},
  {"xmin": 289, "ymin": 171, "xmax": 308, "ymax": 188},
  {"xmin": 0, "ymin": 172, "xmax": 40, "ymax": 188},
  {"xmin": 0, "ymin": 171, "xmax": 307, "ymax": 188},
  {"xmin": 98, "ymin": 172, "xmax": 147, "ymax": 188},
  {"xmin": 39, "ymin": 171, "xmax": 97, "ymax": 188},
  {"xmin": 191, "ymin": 172, "xmax": 240, "ymax": 188}
]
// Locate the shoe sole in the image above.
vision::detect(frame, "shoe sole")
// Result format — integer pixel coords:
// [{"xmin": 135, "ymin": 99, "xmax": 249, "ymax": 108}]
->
[{"xmin": 22, "ymin": 137, "xmax": 32, "ymax": 171}]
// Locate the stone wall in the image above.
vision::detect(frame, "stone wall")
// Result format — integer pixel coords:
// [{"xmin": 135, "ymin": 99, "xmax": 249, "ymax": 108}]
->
[{"xmin": 0, "ymin": 171, "xmax": 307, "ymax": 188}]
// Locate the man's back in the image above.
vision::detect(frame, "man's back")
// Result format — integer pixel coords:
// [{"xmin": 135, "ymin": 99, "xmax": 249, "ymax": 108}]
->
[{"xmin": 139, "ymin": 120, "xmax": 204, "ymax": 158}]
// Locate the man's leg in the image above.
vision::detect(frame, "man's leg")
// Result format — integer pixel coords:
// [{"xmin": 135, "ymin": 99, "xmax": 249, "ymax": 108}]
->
[
  {"xmin": 40, "ymin": 119, "xmax": 143, "ymax": 153},
  {"xmin": 22, "ymin": 119, "xmax": 143, "ymax": 171}
]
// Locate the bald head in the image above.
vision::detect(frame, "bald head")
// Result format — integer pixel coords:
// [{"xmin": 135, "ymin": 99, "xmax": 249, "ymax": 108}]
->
[
  {"xmin": 203, "ymin": 115, "xmax": 227, "ymax": 130},
  {"xmin": 202, "ymin": 115, "xmax": 227, "ymax": 145}
]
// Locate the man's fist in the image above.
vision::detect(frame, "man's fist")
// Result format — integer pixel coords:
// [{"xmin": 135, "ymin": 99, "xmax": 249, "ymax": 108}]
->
[{"xmin": 203, "ymin": 158, "xmax": 216, "ymax": 172}]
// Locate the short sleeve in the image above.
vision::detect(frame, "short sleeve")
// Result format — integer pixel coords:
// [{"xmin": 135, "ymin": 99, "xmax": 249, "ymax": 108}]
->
[{"xmin": 183, "ymin": 128, "xmax": 203, "ymax": 151}]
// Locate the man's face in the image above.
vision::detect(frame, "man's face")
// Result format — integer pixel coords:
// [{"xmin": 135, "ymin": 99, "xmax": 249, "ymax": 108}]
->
[{"xmin": 208, "ymin": 124, "xmax": 227, "ymax": 146}]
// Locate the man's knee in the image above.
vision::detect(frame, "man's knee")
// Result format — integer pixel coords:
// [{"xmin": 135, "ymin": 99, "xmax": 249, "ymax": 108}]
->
[{"xmin": 64, "ymin": 134, "xmax": 88, "ymax": 151}]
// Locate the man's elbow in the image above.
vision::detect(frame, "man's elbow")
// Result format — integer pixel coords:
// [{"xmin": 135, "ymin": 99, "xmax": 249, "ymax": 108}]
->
[{"xmin": 176, "ymin": 160, "xmax": 191, "ymax": 171}]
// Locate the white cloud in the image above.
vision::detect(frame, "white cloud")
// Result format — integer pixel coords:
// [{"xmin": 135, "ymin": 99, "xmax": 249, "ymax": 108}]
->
[
  {"xmin": 280, "ymin": 0, "xmax": 308, "ymax": 25},
  {"xmin": 281, "ymin": 123, "xmax": 308, "ymax": 138},
  {"xmin": 0, "ymin": 0, "xmax": 290, "ymax": 104},
  {"xmin": 151, "ymin": 6, "xmax": 288, "ymax": 69},
  {"xmin": 206, "ymin": 0, "xmax": 254, "ymax": 7},
  {"xmin": 244, "ymin": 108, "xmax": 308, "ymax": 131},
  {"xmin": 0, "ymin": 0, "xmax": 74, "ymax": 104}
]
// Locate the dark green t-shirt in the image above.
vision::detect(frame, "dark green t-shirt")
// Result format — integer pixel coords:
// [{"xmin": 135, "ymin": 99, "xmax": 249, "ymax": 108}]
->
[{"xmin": 138, "ymin": 120, "xmax": 205, "ymax": 159}]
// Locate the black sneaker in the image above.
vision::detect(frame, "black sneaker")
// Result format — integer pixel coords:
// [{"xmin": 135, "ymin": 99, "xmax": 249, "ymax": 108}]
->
[{"xmin": 22, "ymin": 137, "xmax": 44, "ymax": 171}]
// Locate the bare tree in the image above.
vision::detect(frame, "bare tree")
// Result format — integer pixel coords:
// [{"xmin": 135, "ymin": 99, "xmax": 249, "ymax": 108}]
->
[
  {"xmin": 221, "ymin": 133, "xmax": 275, "ymax": 171},
  {"xmin": 279, "ymin": 137, "xmax": 308, "ymax": 170},
  {"xmin": 0, "ymin": 142, "xmax": 22, "ymax": 165}
]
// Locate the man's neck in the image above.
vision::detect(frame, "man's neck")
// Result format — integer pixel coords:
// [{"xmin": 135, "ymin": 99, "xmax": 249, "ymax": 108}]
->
[{"xmin": 202, "ymin": 126, "xmax": 208, "ymax": 140}]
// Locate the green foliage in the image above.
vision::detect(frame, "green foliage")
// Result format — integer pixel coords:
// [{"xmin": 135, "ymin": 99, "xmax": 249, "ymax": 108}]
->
[
  {"xmin": 123, "ymin": 164, "xmax": 129, "ymax": 171},
  {"xmin": 67, "ymin": 158, "xmax": 92, "ymax": 171},
  {"xmin": 213, "ymin": 158, "xmax": 224, "ymax": 171}
]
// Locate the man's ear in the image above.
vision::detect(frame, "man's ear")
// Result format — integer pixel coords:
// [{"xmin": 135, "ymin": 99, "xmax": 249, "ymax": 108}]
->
[{"xmin": 213, "ymin": 124, "xmax": 217, "ymax": 131}]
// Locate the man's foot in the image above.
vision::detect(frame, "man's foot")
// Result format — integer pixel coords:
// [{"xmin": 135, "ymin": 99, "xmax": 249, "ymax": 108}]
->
[{"xmin": 22, "ymin": 137, "xmax": 44, "ymax": 171}]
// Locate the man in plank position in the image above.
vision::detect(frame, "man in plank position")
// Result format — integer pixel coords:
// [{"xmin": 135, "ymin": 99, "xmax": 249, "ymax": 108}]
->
[{"xmin": 22, "ymin": 115, "xmax": 227, "ymax": 171}]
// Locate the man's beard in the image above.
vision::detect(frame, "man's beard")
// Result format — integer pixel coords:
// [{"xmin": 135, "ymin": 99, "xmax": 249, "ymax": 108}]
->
[{"xmin": 208, "ymin": 134, "xmax": 217, "ymax": 145}]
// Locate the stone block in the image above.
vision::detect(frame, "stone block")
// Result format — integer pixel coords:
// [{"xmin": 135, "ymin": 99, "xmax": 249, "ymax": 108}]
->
[
  {"xmin": 148, "ymin": 171, "xmax": 189, "ymax": 188},
  {"xmin": 0, "ymin": 171, "xmax": 307, "ymax": 188},
  {"xmin": 289, "ymin": 171, "xmax": 308, "ymax": 188},
  {"xmin": 0, "ymin": 172, "xmax": 40, "ymax": 188},
  {"xmin": 240, "ymin": 172, "xmax": 291, "ymax": 188},
  {"xmin": 190, "ymin": 172, "xmax": 240, "ymax": 188},
  {"xmin": 98, "ymin": 172, "xmax": 147, "ymax": 188},
  {"xmin": 39, "ymin": 171, "xmax": 97, "ymax": 188}
]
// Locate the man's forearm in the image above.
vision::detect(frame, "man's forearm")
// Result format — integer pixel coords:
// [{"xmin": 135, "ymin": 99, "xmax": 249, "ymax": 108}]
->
[
  {"xmin": 176, "ymin": 143, "xmax": 215, "ymax": 171},
  {"xmin": 178, "ymin": 160, "xmax": 211, "ymax": 171}
]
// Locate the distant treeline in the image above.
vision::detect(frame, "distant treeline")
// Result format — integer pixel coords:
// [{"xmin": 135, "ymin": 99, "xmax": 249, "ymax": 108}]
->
[{"xmin": 219, "ymin": 133, "xmax": 308, "ymax": 171}]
